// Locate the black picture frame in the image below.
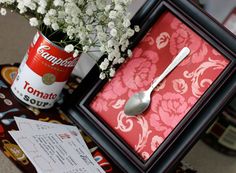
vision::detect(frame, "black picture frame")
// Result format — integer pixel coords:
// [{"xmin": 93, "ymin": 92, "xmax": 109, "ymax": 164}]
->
[{"xmin": 64, "ymin": 0, "xmax": 236, "ymax": 172}]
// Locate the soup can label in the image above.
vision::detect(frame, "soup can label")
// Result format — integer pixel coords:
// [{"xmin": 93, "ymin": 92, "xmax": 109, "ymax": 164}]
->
[{"xmin": 11, "ymin": 32, "xmax": 80, "ymax": 109}]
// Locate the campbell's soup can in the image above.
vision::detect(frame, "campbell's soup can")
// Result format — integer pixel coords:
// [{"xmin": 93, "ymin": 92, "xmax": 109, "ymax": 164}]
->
[{"xmin": 11, "ymin": 32, "xmax": 80, "ymax": 109}]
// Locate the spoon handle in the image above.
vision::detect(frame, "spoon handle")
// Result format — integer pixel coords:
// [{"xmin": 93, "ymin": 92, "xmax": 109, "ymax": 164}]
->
[{"xmin": 148, "ymin": 47, "xmax": 190, "ymax": 92}]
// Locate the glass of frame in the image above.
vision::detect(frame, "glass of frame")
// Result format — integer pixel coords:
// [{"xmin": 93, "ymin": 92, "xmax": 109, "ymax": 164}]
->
[{"xmin": 65, "ymin": 0, "xmax": 236, "ymax": 172}]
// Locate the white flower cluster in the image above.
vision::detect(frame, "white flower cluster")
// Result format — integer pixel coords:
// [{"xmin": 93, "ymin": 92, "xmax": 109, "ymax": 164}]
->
[{"xmin": 0, "ymin": 0, "xmax": 139, "ymax": 79}]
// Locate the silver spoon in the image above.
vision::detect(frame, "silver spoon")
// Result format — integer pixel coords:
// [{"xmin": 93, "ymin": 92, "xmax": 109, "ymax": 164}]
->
[{"xmin": 124, "ymin": 47, "xmax": 190, "ymax": 116}]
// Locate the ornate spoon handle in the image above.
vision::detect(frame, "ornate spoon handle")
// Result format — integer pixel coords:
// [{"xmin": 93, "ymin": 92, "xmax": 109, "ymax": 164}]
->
[{"xmin": 147, "ymin": 47, "xmax": 190, "ymax": 93}]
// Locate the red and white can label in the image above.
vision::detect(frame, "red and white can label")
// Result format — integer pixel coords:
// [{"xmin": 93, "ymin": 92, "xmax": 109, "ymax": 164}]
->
[{"xmin": 11, "ymin": 32, "xmax": 80, "ymax": 109}]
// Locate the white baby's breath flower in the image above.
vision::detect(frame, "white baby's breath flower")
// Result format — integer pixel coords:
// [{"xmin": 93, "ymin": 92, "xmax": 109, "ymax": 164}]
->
[
  {"xmin": 39, "ymin": 0, "xmax": 47, "ymax": 7},
  {"xmin": 22, "ymin": 0, "xmax": 30, "ymax": 6},
  {"xmin": 99, "ymin": 72, "xmax": 106, "ymax": 80},
  {"xmin": 98, "ymin": 13, "xmax": 106, "ymax": 22},
  {"xmin": 126, "ymin": 28, "xmax": 135, "ymax": 37},
  {"xmin": 17, "ymin": 3, "xmax": 27, "ymax": 14},
  {"xmin": 53, "ymin": 0, "xmax": 63, "ymax": 6},
  {"xmin": 98, "ymin": 32, "xmax": 107, "ymax": 41},
  {"xmin": 58, "ymin": 11, "xmax": 66, "ymax": 18},
  {"xmin": 108, "ymin": 22, "xmax": 115, "ymax": 29},
  {"xmin": 66, "ymin": 26, "xmax": 75, "ymax": 37},
  {"xmin": 104, "ymin": 5, "xmax": 111, "ymax": 12},
  {"xmin": 109, "ymin": 10, "xmax": 117, "ymax": 19},
  {"xmin": 134, "ymin": 25, "xmax": 140, "ymax": 32},
  {"xmin": 37, "ymin": 6, "xmax": 46, "ymax": 14},
  {"xmin": 72, "ymin": 17, "xmax": 79, "ymax": 24},
  {"xmin": 107, "ymin": 39, "xmax": 114, "ymax": 48},
  {"xmin": 78, "ymin": 0, "xmax": 84, "ymax": 5},
  {"xmin": 48, "ymin": 9, "xmax": 56, "ymax": 16},
  {"xmin": 86, "ymin": 8, "xmax": 93, "ymax": 16},
  {"xmin": 52, "ymin": 23, "xmax": 59, "ymax": 30},
  {"xmin": 29, "ymin": 17, "xmax": 39, "ymax": 26},
  {"xmin": 43, "ymin": 17, "xmax": 51, "ymax": 26},
  {"xmin": 27, "ymin": 2, "xmax": 36, "ymax": 10},
  {"xmin": 110, "ymin": 29, "xmax": 117, "ymax": 37},
  {"xmin": 118, "ymin": 57, "xmax": 125, "ymax": 64},
  {"xmin": 112, "ymin": 57, "xmax": 119, "ymax": 65},
  {"xmin": 123, "ymin": 18, "xmax": 131, "ymax": 27},
  {"xmin": 86, "ymin": 25, "xmax": 93, "ymax": 31},
  {"xmin": 109, "ymin": 68, "xmax": 116, "ymax": 77},
  {"xmin": 70, "ymin": 6, "xmax": 80, "ymax": 17},
  {"xmin": 96, "ymin": 25, "xmax": 103, "ymax": 31},
  {"xmin": 96, "ymin": 0, "xmax": 106, "ymax": 10},
  {"xmin": 73, "ymin": 49, "xmax": 79, "ymax": 57},
  {"xmin": 0, "ymin": 8, "xmax": 6, "ymax": 15},
  {"xmin": 121, "ymin": 45, "xmax": 126, "ymax": 52},
  {"xmin": 127, "ymin": 49, "xmax": 132, "ymax": 57},
  {"xmin": 99, "ymin": 58, "xmax": 109, "ymax": 71},
  {"xmin": 108, "ymin": 54, "xmax": 114, "ymax": 61},
  {"xmin": 114, "ymin": 4, "xmax": 123, "ymax": 12},
  {"xmin": 114, "ymin": 51, "xmax": 121, "ymax": 59},
  {"xmin": 65, "ymin": 17, "xmax": 72, "ymax": 24},
  {"xmin": 64, "ymin": 44, "xmax": 74, "ymax": 53}
]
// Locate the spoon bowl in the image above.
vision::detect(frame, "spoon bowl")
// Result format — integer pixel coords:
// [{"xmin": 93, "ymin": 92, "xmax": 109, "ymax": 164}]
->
[
  {"xmin": 124, "ymin": 91, "xmax": 150, "ymax": 115},
  {"xmin": 124, "ymin": 47, "xmax": 190, "ymax": 116}
]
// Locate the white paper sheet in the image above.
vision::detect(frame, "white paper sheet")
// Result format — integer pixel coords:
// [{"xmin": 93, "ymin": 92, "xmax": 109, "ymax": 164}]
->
[
  {"xmin": 14, "ymin": 117, "xmax": 90, "ymax": 154},
  {"xmin": 9, "ymin": 117, "xmax": 104, "ymax": 173}
]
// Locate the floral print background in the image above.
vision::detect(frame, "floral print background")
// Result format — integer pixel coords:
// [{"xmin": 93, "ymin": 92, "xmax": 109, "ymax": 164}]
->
[{"xmin": 90, "ymin": 12, "xmax": 229, "ymax": 161}]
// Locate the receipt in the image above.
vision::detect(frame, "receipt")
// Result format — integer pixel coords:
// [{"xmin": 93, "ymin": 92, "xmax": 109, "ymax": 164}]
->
[
  {"xmin": 9, "ymin": 117, "xmax": 104, "ymax": 173},
  {"xmin": 14, "ymin": 117, "xmax": 90, "ymax": 154}
]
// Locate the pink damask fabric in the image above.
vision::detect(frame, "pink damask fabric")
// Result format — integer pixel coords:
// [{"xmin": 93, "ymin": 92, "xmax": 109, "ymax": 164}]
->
[{"xmin": 90, "ymin": 11, "xmax": 229, "ymax": 161}]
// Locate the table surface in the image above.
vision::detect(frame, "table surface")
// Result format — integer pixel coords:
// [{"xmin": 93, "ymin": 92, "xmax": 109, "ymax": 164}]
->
[{"xmin": 0, "ymin": 1, "xmax": 236, "ymax": 172}]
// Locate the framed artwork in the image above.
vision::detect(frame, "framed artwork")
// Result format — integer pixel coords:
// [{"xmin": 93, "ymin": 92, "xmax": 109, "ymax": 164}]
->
[{"xmin": 65, "ymin": 0, "xmax": 236, "ymax": 172}]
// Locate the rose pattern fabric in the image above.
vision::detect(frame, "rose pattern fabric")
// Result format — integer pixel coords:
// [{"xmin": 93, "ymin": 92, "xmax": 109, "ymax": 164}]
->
[
  {"xmin": 172, "ymin": 79, "xmax": 188, "ymax": 94},
  {"xmin": 170, "ymin": 18, "xmax": 208, "ymax": 66},
  {"xmin": 121, "ymin": 48, "xmax": 159, "ymax": 95},
  {"xmin": 150, "ymin": 93, "xmax": 197, "ymax": 129},
  {"xmin": 156, "ymin": 32, "xmax": 170, "ymax": 49},
  {"xmin": 90, "ymin": 12, "xmax": 229, "ymax": 161}
]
